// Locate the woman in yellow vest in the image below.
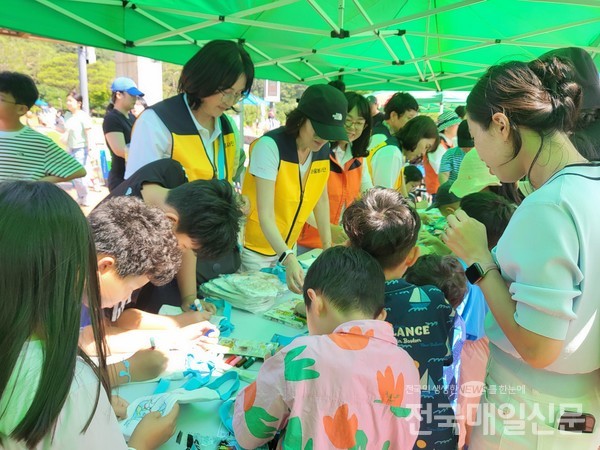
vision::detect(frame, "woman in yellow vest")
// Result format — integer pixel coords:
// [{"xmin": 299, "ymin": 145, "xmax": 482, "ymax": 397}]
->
[
  {"xmin": 124, "ymin": 40, "xmax": 254, "ymax": 312},
  {"xmin": 126, "ymin": 40, "xmax": 253, "ymax": 182},
  {"xmin": 366, "ymin": 115, "xmax": 440, "ymax": 190},
  {"xmin": 298, "ymin": 92, "xmax": 373, "ymax": 251},
  {"xmin": 242, "ymin": 85, "xmax": 348, "ymax": 293}
]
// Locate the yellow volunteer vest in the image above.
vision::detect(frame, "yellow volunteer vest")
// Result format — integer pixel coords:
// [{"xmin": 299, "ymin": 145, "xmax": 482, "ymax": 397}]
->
[
  {"xmin": 152, "ymin": 94, "xmax": 236, "ymax": 182},
  {"xmin": 243, "ymin": 128, "xmax": 330, "ymax": 256},
  {"xmin": 366, "ymin": 136, "xmax": 403, "ymax": 189}
]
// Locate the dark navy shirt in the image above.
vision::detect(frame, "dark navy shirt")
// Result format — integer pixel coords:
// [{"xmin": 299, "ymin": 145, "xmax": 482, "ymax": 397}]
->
[{"xmin": 384, "ymin": 278, "xmax": 457, "ymax": 449}]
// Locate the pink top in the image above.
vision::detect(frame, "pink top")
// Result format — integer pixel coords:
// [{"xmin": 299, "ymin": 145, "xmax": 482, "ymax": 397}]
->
[{"xmin": 233, "ymin": 319, "xmax": 421, "ymax": 449}]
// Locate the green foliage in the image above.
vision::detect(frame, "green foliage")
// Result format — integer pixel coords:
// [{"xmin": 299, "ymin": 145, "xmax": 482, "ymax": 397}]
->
[
  {"xmin": 0, "ymin": 35, "xmax": 322, "ymax": 122},
  {"xmin": 163, "ymin": 62, "xmax": 181, "ymax": 99},
  {"xmin": 1, "ymin": 36, "xmax": 115, "ymax": 114}
]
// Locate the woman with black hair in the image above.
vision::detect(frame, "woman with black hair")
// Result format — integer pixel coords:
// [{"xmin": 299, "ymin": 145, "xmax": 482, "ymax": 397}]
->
[
  {"xmin": 242, "ymin": 84, "xmax": 348, "ymax": 293},
  {"xmin": 124, "ymin": 40, "xmax": 254, "ymax": 311},
  {"xmin": 298, "ymin": 92, "xmax": 373, "ymax": 250},
  {"xmin": 367, "ymin": 115, "xmax": 439, "ymax": 189},
  {"xmin": 444, "ymin": 56, "xmax": 600, "ymax": 447},
  {"xmin": 125, "ymin": 40, "xmax": 254, "ymax": 182}
]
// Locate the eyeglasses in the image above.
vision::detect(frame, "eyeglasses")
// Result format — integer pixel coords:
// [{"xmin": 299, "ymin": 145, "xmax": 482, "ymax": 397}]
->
[
  {"xmin": 344, "ymin": 118, "xmax": 367, "ymax": 130},
  {"xmin": 218, "ymin": 90, "xmax": 247, "ymax": 104}
]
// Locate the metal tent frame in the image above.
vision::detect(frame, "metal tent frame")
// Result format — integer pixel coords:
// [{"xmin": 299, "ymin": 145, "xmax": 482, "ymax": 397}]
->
[{"xmin": 1, "ymin": 0, "xmax": 599, "ymax": 91}]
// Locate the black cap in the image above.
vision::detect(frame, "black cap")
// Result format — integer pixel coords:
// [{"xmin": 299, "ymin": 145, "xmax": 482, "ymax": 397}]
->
[
  {"xmin": 540, "ymin": 47, "xmax": 600, "ymax": 110},
  {"xmin": 457, "ymin": 120, "xmax": 474, "ymax": 148},
  {"xmin": 427, "ymin": 181, "xmax": 461, "ymax": 210},
  {"xmin": 298, "ymin": 84, "xmax": 349, "ymax": 141}
]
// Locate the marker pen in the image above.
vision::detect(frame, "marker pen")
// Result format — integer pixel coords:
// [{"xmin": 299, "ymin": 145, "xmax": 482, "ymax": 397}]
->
[
  {"xmin": 193, "ymin": 299, "xmax": 203, "ymax": 312},
  {"xmin": 242, "ymin": 357, "xmax": 256, "ymax": 369},
  {"xmin": 224, "ymin": 355, "xmax": 237, "ymax": 365},
  {"xmin": 149, "ymin": 337, "xmax": 156, "ymax": 350},
  {"xmin": 228, "ymin": 355, "xmax": 243, "ymax": 366},
  {"xmin": 235, "ymin": 357, "xmax": 248, "ymax": 368}
]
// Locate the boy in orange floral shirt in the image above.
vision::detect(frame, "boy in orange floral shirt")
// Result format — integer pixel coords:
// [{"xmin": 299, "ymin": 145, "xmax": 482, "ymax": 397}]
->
[{"xmin": 233, "ymin": 246, "xmax": 421, "ymax": 449}]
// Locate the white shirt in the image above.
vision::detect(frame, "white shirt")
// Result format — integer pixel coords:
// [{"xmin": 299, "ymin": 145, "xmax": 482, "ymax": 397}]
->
[
  {"xmin": 0, "ymin": 340, "xmax": 127, "ymax": 450},
  {"xmin": 489, "ymin": 164, "xmax": 600, "ymax": 374},
  {"xmin": 249, "ymin": 136, "xmax": 313, "ymax": 183},
  {"xmin": 64, "ymin": 110, "xmax": 92, "ymax": 150},
  {"xmin": 125, "ymin": 94, "xmax": 223, "ymax": 178},
  {"xmin": 369, "ymin": 144, "xmax": 404, "ymax": 189}
]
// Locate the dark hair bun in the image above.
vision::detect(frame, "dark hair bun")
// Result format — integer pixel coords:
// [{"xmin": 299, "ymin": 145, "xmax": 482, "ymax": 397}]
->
[{"xmin": 528, "ymin": 56, "xmax": 582, "ymax": 132}]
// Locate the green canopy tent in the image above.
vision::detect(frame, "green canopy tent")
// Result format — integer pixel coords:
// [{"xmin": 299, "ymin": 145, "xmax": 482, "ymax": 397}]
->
[{"xmin": 1, "ymin": 0, "xmax": 599, "ymax": 91}]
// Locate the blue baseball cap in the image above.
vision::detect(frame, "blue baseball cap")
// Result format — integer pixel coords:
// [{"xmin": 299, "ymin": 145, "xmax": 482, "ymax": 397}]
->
[{"xmin": 110, "ymin": 77, "xmax": 144, "ymax": 97}]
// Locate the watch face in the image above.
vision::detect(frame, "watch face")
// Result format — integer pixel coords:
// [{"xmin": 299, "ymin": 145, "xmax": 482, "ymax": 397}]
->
[{"xmin": 465, "ymin": 263, "xmax": 484, "ymax": 284}]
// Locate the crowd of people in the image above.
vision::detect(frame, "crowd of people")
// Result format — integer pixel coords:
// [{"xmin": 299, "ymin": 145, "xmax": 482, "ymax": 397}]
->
[{"xmin": 1, "ymin": 39, "xmax": 599, "ymax": 450}]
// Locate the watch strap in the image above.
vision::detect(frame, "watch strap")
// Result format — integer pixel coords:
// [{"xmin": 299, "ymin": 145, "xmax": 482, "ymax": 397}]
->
[{"xmin": 278, "ymin": 249, "xmax": 294, "ymax": 264}]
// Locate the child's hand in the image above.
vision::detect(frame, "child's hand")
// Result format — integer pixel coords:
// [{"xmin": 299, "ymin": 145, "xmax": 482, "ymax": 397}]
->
[
  {"xmin": 294, "ymin": 302, "xmax": 307, "ymax": 318},
  {"xmin": 331, "ymin": 224, "xmax": 348, "ymax": 245},
  {"xmin": 128, "ymin": 349, "xmax": 168, "ymax": 382},
  {"xmin": 174, "ymin": 310, "xmax": 213, "ymax": 327},
  {"xmin": 179, "ymin": 321, "xmax": 220, "ymax": 345},
  {"xmin": 239, "ymin": 194, "xmax": 251, "ymax": 216},
  {"xmin": 128, "ymin": 403, "xmax": 179, "ymax": 450},
  {"xmin": 418, "ymin": 230, "xmax": 452, "ymax": 256},
  {"xmin": 110, "ymin": 395, "xmax": 129, "ymax": 420}
]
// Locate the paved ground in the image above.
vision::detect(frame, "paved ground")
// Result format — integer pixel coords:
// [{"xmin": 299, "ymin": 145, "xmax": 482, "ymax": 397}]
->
[{"xmin": 58, "ymin": 181, "xmax": 109, "ymax": 216}]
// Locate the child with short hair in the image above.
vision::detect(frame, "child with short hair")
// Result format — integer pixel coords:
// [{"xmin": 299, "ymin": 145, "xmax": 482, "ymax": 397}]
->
[
  {"xmin": 233, "ymin": 246, "xmax": 421, "ymax": 449},
  {"xmin": 102, "ymin": 158, "xmax": 244, "ymax": 313},
  {"xmin": 344, "ymin": 187, "xmax": 458, "ymax": 450},
  {"xmin": 0, "ymin": 72, "xmax": 85, "ymax": 183},
  {"xmin": 405, "ymin": 254, "xmax": 467, "ymax": 309},
  {"xmin": 81, "ymin": 196, "xmax": 218, "ymax": 386},
  {"xmin": 405, "ymin": 254, "xmax": 469, "ymax": 414}
]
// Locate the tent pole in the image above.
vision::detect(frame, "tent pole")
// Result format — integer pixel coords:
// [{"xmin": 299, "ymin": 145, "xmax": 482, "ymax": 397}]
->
[{"xmin": 78, "ymin": 46, "xmax": 90, "ymax": 113}]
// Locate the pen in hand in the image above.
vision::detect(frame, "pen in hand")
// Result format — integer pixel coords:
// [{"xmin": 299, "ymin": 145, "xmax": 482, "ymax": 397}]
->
[{"xmin": 150, "ymin": 337, "xmax": 156, "ymax": 350}]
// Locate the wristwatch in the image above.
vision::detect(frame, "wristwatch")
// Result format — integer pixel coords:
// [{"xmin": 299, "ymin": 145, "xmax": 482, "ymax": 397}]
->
[
  {"xmin": 465, "ymin": 262, "xmax": 499, "ymax": 285},
  {"xmin": 278, "ymin": 249, "xmax": 294, "ymax": 265}
]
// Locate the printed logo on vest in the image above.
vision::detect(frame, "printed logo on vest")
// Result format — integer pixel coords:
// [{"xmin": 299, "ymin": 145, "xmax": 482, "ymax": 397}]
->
[{"xmin": 311, "ymin": 167, "xmax": 327, "ymax": 174}]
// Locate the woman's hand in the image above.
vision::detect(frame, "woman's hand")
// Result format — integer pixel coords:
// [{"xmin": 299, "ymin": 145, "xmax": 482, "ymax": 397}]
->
[
  {"xmin": 128, "ymin": 403, "xmax": 179, "ymax": 450},
  {"xmin": 284, "ymin": 254, "xmax": 304, "ymax": 294},
  {"xmin": 442, "ymin": 210, "xmax": 492, "ymax": 265}
]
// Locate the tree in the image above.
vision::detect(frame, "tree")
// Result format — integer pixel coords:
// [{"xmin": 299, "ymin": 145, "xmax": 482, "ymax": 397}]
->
[{"xmin": 36, "ymin": 52, "xmax": 115, "ymax": 114}]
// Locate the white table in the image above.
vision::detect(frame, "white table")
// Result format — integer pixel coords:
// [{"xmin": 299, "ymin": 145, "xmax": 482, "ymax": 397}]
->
[{"xmin": 113, "ymin": 295, "xmax": 307, "ymax": 449}]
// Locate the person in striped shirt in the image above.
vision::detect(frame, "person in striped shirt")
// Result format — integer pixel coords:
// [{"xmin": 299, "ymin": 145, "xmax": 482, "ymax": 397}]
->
[
  {"xmin": 438, "ymin": 120, "xmax": 474, "ymax": 184},
  {"xmin": 0, "ymin": 72, "xmax": 85, "ymax": 183}
]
